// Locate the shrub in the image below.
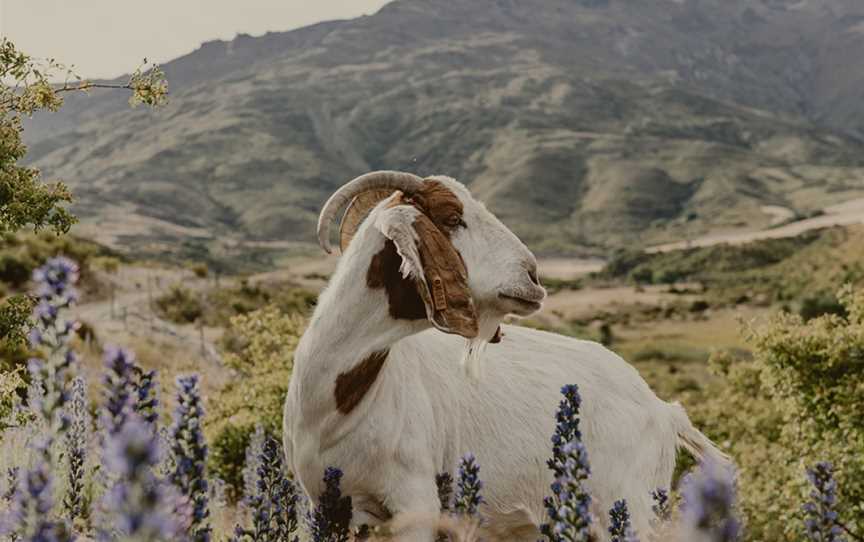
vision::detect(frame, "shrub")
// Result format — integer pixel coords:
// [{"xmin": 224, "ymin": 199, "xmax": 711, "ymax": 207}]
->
[
  {"xmin": 543, "ymin": 277, "xmax": 583, "ymax": 295},
  {"xmin": 189, "ymin": 262, "xmax": 209, "ymax": 278},
  {"xmin": 798, "ymin": 291, "xmax": 847, "ymax": 321},
  {"xmin": 155, "ymin": 285, "xmax": 204, "ymax": 323},
  {"xmin": 692, "ymin": 285, "xmax": 864, "ymax": 540},
  {"xmin": 156, "ymin": 279, "xmax": 316, "ymax": 327},
  {"xmin": 207, "ymin": 306, "xmax": 304, "ymax": 493},
  {"xmin": 0, "ymin": 368, "xmax": 24, "ymax": 428},
  {"xmin": 209, "ymin": 422, "xmax": 255, "ymax": 501}
]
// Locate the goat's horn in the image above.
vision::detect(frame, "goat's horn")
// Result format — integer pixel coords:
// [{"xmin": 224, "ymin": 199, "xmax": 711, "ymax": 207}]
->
[{"xmin": 317, "ymin": 170, "xmax": 425, "ymax": 253}]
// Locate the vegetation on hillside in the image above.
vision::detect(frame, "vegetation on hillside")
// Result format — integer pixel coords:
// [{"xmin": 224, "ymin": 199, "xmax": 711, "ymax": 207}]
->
[
  {"xmin": 601, "ymin": 226, "xmax": 864, "ymax": 312},
  {"xmin": 208, "ymin": 306, "xmax": 305, "ymax": 496},
  {"xmin": 21, "ymin": 1, "xmax": 864, "ymax": 257},
  {"xmin": 154, "ymin": 278, "xmax": 316, "ymax": 328},
  {"xmin": 690, "ymin": 286, "xmax": 864, "ymax": 540},
  {"xmin": 2, "ymin": 257, "xmax": 857, "ymax": 540}
]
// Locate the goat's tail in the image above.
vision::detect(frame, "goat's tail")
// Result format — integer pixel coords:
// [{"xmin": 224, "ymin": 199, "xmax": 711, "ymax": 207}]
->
[{"xmin": 669, "ymin": 401, "xmax": 731, "ymax": 465}]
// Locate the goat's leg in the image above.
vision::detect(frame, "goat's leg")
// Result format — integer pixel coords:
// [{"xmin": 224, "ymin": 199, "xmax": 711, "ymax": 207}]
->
[{"xmin": 385, "ymin": 476, "xmax": 441, "ymax": 542}]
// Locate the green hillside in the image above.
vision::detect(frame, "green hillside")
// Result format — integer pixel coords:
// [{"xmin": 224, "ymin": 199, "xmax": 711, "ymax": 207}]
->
[{"xmin": 22, "ymin": 0, "xmax": 864, "ymax": 260}]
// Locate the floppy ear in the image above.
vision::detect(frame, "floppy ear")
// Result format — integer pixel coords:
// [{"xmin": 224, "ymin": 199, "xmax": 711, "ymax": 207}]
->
[{"xmin": 374, "ymin": 192, "xmax": 479, "ymax": 339}]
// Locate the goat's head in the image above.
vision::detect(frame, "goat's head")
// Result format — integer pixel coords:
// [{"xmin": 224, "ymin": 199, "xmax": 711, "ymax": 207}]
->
[{"xmin": 317, "ymin": 171, "xmax": 546, "ymax": 346}]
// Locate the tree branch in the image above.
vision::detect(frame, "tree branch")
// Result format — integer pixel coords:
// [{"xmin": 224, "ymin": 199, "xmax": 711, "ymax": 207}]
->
[{"xmin": 839, "ymin": 520, "xmax": 864, "ymax": 542}]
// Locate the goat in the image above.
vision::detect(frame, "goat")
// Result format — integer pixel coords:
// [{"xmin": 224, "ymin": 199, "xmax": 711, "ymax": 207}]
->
[{"xmin": 283, "ymin": 171, "xmax": 725, "ymax": 541}]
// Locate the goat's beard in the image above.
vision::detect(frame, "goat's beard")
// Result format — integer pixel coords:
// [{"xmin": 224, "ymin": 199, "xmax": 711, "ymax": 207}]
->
[{"xmin": 460, "ymin": 314, "xmax": 502, "ymax": 381}]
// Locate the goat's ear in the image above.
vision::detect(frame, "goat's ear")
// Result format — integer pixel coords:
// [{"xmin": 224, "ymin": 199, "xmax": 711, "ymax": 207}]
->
[{"xmin": 375, "ymin": 192, "xmax": 479, "ymax": 339}]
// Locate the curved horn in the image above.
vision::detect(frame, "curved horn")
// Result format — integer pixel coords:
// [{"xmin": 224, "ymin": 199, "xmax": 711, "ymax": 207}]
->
[{"xmin": 317, "ymin": 170, "xmax": 425, "ymax": 253}]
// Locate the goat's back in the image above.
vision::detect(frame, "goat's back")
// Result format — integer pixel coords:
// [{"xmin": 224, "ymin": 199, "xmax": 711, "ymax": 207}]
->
[{"xmin": 396, "ymin": 324, "xmax": 681, "ymax": 538}]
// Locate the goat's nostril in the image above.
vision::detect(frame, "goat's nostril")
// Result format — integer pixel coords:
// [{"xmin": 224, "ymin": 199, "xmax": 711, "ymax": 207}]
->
[{"xmin": 528, "ymin": 268, "xmax": 540, "ymax": 286}]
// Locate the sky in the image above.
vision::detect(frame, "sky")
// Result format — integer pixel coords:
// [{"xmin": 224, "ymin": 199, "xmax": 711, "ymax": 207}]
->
[{"xmin": 0, "ymin": 0, "xmax": 392, "ymax": 79}]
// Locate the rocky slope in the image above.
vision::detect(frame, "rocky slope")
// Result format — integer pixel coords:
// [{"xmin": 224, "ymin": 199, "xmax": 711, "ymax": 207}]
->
[{"xmin": 23, "ymin": 0, "xmax": 864, "ymax": 260}]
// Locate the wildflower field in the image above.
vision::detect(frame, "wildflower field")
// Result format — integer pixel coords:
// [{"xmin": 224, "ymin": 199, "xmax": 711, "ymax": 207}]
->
[{"xmin": 0, "ymin": 256, "xmax": 861, "ymax": 541}]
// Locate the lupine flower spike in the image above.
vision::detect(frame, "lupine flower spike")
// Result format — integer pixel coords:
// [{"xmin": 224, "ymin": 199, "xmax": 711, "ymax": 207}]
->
[
  {"xmin": 241, "ymin": 424, "xmax": 267, "ymax": 508},
  {"xmin": 453, "ymin": 453, "xmax": 484, "ymax": 518},
  {"xmin": 802, "ymin": 462, "xmax": 846, "ymax": 542},
  {"xmin": 170, "ymin": 374, "xmax": 212, "ymax": 542},
  {"xmin": 132, "ymin": 365, "xmax": 159, "ymax": 427},
  {"xmin": 609, "ymin": 499, "xmax": 639, "ymax": 542},
  {"xmin": 98, "ymin": 416, "xmax": 184, "ymax": 542},
  {"xmin": 541, "ymin": 384, "xmax": 593, "ymax": 542},
  {"xmin": 64, "ymin": 376, "xmax": 90, "ymax": 522},
  {"xmin": 680, "ymin": 458, "xmax": 740, "ymax": 542},
  {"xmin": 101, "ymin": 346, "xmax": 136, "ymax": 436},
  {"xmin": 27, "ymin": 257, "xmax": 81, "ymax": 436},
  {"xmin": 436, "ymin": 472, "xmax": 454, "ymax": 514},
  {"xmin": 232, "ymin": 435, "xmax": 299, "ymax": 542},
  {"xmin": 3, "ymin": 468, "xmax": 19, "ymax": 503},
  {"xmin": 651, "ymin": 488, "xmax": 671, "ymax": 522},
  {"xmin": 307, "ymin": 467, "xmax": 352, "ymax": 542},
  {"xmin": 0, "ymin": 258, "xmax": 81, "ymax": 541},
  {"xmin": 435, "ymin": 471, "xmax": 455, "ymax": 542}
]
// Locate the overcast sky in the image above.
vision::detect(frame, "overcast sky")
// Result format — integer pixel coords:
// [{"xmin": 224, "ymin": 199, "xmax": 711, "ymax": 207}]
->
[{"xmin": 0, "ymin": 0, "xmax": 391, "ymax": 79}]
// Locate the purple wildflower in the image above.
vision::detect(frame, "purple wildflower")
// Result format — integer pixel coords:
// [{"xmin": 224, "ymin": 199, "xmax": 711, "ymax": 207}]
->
[
  {"xmin": 32, "ymin": 257, "xmax": 79, "ymax": 306},
  {"xmin": 609, "ymin": 500, "xmax": 639, "ymax": 542},
  {"xmin": 307, "ymin": 467, "xmax": 352, "ymax": 542},
  {"xmin": 3, "ymin": 468, "xmax": 19, "ymax": 503},
  {"xmin": 232, "ymin": 435, "xmax": 299, "ymax": 542},
  {"xmin": 802, "ymin": 462, "xmax": 846, "ymax": 542},
  {"xmin": 132, "ymin": 365, "xmax": 159, "ymax": 427},
  {"xmin": 63, "ymin": 376, "xmax": 90, "ymax": 521},
  {"xmin": 27, "ymin": 259, "xmax": 82, "ymax": 435},
  {"xmin": 100, "ymin": 346, "xmax": 136, "ymax": 436},
  {"xmin": 680, "ymin": 459, "xmax": 740, "ymax": 542},
  {"xmin": 241, "ymin": 424, "xmax": 266, "ymax": 508},
  {"xmin": 170, "ymin": 375, "xmax": 211, "ymax": 542},
  {"xmin": 435, "ymin": 471, "xmax": 455, "ymax": 542},
  {"xmin": 436, "ymin": 471, "xmax": 454, "ymax": 513},
  {"xmin": 651, "ymin": 488, "xmax": 671, "ymax": 522},
  {"xmin": 541, "ymin": 384, "xmax": 593, "ymax": 542},
  {"xmin": 0, "ymin": 455, "xmax": 73, "ymax": 541},
  {"xmin": 98, "ymin": 416, "xmax": 184, "ymax": 542},
  {"xmin": 0, "ymin": 259, "xmax": 81, "ymax": 541},
  {"xmin": 453, "ymin": 453, "xmax": 484, "ymax": 518}
]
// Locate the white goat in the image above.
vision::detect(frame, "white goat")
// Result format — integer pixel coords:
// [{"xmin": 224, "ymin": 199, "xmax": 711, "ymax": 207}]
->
[{"xmin": 283, "ymin": 171, "xmax": 725, "ymax": 541}]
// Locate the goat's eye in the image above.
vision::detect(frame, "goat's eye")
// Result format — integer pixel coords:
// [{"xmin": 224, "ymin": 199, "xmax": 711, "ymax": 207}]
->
[{"xmin": 445, "ymin": 215, "xmax": 466, "ymax": 229}]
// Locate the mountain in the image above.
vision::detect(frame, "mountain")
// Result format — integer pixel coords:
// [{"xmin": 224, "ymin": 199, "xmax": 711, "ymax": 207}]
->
[{"xmin": 22, "ymin": 0, "xmax": 864, "ymax": 262}]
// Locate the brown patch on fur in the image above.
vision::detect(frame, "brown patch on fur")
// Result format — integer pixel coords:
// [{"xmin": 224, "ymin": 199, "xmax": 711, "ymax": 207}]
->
[
  {"xmin": 410, "ymin": 213, "xmax": 478, "ymax": 337},
  {"xmin": 366, "ymin": 179, "xmax": 477, "ymax": 337},
  {"xmin": 334, "ymin": 349, "xmax": 389, "ymax": 414},
  {"xmin": 367, "ymin": 240, "xmax": 427, "ymax": 320}
]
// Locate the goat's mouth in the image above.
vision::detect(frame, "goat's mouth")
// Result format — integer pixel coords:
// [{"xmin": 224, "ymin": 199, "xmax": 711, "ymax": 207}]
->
[{"xmin": 497, "ymin": 292, "xmax": 544, "ymax": 315}]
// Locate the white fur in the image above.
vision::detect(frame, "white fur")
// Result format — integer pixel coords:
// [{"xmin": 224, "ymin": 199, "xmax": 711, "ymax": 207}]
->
[{"xmin": 283, "ymin": 177, "xmax": 724, "ymax": 541}]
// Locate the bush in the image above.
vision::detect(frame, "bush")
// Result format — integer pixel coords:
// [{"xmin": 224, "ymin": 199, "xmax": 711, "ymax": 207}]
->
[
  {"xmin": 209, "ymin": 422, "xmax": 256, "ymax": 501},
  {"xmin": 189, "ymin": 262, "xmax": 209, "ymax": 278},
  {"xmin": 541, "ymin": 277, "xmax": 583, "ymax": 295},
  {"xmin": 0, "ymin": 368, "xmax": 24, "ymax": 428},
  {"xmin": 798, "ymin": 291, "xmax": 847, "ymax": 321},
  {"xmin": 207, "ymin": 306, "xmax": 305, "ymax": 492},
  {"xmin": 155, "ymin": 279, "xmax": 316, "ymax": 327},
  {"xmin": 154, "ymin": 285, "xmax": 204, "ymax": 323},
  {"xmin": 692, "ymin": 285, "xmax": 864, "ymax": 540},
  {"xmin": 629, "ymin": 267, "xmax": 654, "ymax": 284}
]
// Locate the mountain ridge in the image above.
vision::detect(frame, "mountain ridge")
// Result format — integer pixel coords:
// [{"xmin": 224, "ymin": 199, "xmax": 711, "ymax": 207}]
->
[{"xmin": 22, "ymin": 0, "xmax": 864, "ymax": 262}]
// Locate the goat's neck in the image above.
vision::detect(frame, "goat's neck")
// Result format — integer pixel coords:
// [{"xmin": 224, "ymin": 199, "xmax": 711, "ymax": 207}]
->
[{"xmin": 293, "ymin": 236, "xmax": 427, "ymax": 414}]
